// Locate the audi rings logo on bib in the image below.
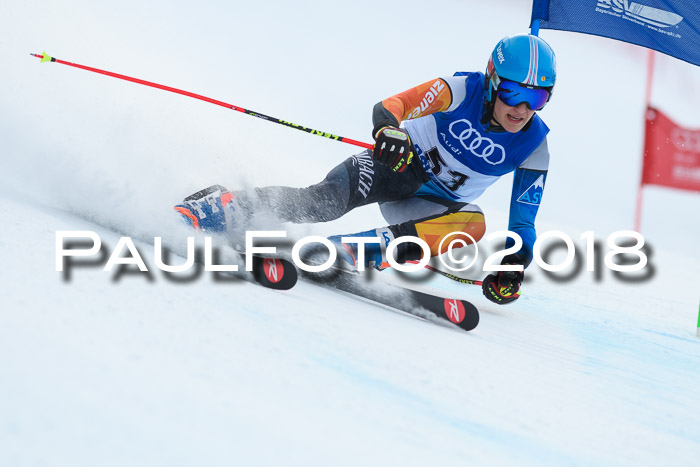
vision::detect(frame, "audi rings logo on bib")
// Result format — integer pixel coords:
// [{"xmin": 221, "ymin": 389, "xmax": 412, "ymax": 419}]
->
[{"xmin": 448, "ymin": 119, "xmax": 506, "ymax": 165}]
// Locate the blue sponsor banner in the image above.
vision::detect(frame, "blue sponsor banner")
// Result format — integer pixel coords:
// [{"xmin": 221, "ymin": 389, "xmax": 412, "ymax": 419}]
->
[{"xmin": 531, "ymin": 0, "xmax": 700, "ymax": 67}]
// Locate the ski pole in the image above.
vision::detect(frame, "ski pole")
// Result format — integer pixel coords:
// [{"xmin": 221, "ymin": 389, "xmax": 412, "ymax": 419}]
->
[
  {"xmin": 425, "ymin": 264, "xmax": 483, "ymax": 286},
  {"xmin": 30, "ymin": 52, "xmax": 374, "ymax": 150},
  {"xmin": 406, "ymin": 261, "xmax": 483, "ymax": 286}
]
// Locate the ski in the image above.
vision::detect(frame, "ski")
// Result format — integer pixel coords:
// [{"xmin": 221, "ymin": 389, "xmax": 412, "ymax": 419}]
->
[
  {"xmin": 247, "ymin": 254, "xmax": 298, "ymax": 290},
  {"xmin": 304, "ymin": 268, "xmax": 479, "ymax": 331},
  {"xmin": 203, "ymin": 242, "xmax": 298, "ymax": 290}
]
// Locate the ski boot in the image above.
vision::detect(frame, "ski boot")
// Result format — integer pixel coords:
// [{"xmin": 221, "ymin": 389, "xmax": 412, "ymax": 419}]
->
[
  {"xmin": 328, "ymin": 227, "xmax": 395, "ymax": 271},
  {"xmin": 174, "ymin": 184, "xmax": 240, "ymax": 233}
]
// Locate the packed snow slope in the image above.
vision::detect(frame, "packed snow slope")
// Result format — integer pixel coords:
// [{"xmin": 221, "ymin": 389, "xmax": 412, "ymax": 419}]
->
[{"xmin": 2, "ymin": 1, "xmax": 699, "ymax": 466}]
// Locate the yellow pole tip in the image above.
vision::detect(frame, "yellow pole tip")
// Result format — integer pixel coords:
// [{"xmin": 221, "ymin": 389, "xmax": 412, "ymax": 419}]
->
[{"xmin": 40, "ymin": 51, "xmax": 53, "ymax": 63}]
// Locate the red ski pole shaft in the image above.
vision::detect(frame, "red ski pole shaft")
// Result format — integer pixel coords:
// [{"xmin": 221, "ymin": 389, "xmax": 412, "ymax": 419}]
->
[{"xmin": 30, "ymin": 52, "xmax": 374, "ymax": 150}]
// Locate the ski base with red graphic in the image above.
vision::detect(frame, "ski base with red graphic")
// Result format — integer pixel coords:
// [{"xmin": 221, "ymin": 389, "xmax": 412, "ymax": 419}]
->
[
  {"xmin": 305, "ymin": 268, "xmax": 479, "ymax": 331},
  {"xmin": 248, "ymin": 255, "xmax": 298, "ymax": 290}
]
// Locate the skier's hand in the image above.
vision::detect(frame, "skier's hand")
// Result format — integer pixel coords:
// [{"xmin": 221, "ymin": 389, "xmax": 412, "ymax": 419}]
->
[
  {"xmin": 482, "ymin": 268, "xmax": 524, "ymax": 305},
  {"xmin": 372, "ymin": 126, "xmax": 413, "ymax": 172}
]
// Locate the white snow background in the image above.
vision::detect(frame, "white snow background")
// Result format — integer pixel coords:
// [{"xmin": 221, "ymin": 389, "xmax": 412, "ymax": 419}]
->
[{"xmin": 1, "ymin": 0, "xmax": 699, "ymax": 466}]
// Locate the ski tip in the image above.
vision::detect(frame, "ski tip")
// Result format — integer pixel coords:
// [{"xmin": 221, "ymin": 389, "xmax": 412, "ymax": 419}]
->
[
  {"xmin": 251, "ymin": 256, "xmax": 298, "ymax": 291},
  {"xmin": 443, "ymin": 298, "xmax": 479, "ymax": 331}
]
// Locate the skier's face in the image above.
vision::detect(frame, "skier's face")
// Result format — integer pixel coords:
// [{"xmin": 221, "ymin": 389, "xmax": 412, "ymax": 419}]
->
[{"xmin": 493, "ymin": 97, "xmax": 535, "ymax": 133}]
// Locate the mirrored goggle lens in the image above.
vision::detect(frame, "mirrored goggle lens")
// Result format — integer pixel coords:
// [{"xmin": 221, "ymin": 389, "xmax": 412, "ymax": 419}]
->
[{"xmin": 496, "ymin": 79, "xmax": 550, "ymax": 110}]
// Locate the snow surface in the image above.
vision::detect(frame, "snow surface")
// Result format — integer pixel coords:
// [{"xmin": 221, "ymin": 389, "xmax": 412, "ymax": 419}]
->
[{"xmin": 2, "ymin": 1, "xmax": 699, "ymax": 466}]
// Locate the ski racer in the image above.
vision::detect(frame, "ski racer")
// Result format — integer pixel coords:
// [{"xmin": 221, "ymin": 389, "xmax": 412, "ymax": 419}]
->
[{"xmin": 174, "ymin": 33, "xmax": 557, "ymax": 305}]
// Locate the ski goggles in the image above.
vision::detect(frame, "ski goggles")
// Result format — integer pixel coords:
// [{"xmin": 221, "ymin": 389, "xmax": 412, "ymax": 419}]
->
[{"xmin": 496, "ymin": 79, "xmax": 551, "ymax": 110}]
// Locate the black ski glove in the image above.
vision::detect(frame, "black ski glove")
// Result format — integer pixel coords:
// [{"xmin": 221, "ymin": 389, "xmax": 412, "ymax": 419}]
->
[
  {"xmin": 372, "ymin": 126, "xmax": 413, "ymax": 172},
  {"xmin": 482, "ymin": 254, "xmax": 526, "ymax": 305}
]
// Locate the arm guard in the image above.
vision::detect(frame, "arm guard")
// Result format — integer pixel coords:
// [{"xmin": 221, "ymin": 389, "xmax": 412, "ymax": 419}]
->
[
  {"xmin": 371, "ymin": 78, "xmax": 453, "ymax": 134},
  {"xmin": 505, "ymin": 137, "xmax": 550, "ymax": 266},
  {"xmin": 506, "ymin": 167, "xmax": 547, "ymax": 267}
]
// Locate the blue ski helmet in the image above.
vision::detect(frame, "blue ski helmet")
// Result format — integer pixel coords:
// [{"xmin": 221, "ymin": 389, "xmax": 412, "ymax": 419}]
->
[{"xmin": 486, "ymin": 34, "xmax": 557, "ymax": 109}]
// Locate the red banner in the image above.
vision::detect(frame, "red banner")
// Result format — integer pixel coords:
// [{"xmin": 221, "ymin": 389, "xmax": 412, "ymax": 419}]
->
[{"xmin": 642, "ymin": 107, "xmax": 700, "ymax": 192}]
